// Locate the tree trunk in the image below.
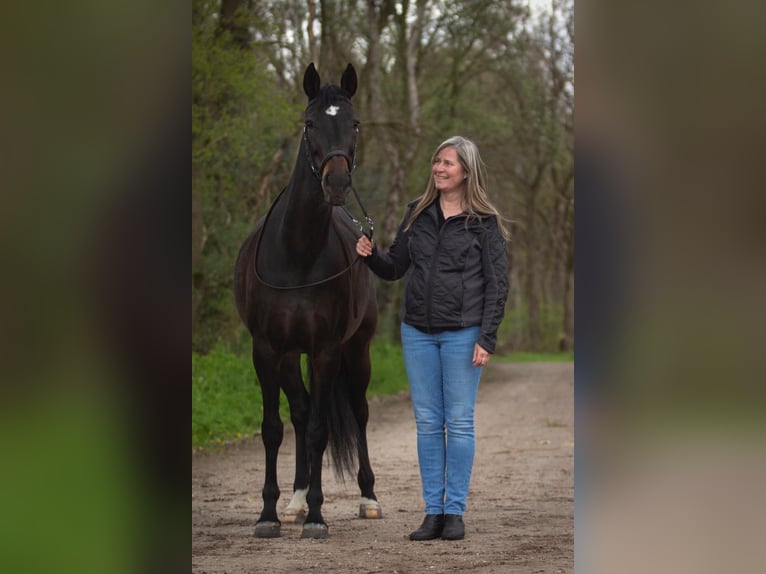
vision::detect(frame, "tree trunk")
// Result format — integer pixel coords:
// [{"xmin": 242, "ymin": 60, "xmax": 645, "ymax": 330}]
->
[
  {"xmin": 561, "ymin": 249, "xmax": 574, "ymax": 351},
  {"xmin": 522, "ymin": 162, "xmax": 545, "ymax": 350},
  {"xmin": 552, "ymin": 165, "xmax": 574, "ymax": 352},
  {"xmin": 371, "ymin": 0, "xmax": 427, "ymax": 341},
  {"xmin": 307, "ymin": 0, "xmax": 319, "ymax": 65},
  {"xmin": 524, "ymin": 232, "xmax": 541, "ymax": 350}
]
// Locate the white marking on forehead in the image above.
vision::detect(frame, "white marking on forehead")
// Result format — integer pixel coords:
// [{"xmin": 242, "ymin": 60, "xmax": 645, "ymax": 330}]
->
[{"xmin": 325, "ymin": 105, "xmax": 339, "ymax": 116}]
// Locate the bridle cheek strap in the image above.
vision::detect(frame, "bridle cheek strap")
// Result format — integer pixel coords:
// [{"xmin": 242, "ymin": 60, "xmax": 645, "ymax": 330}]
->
[
  {"xmin": 302, "ymin": 125, "xmax": 370, "ymax": 238},
  {"xmin": 303, "ymin": 126, "xmax": 357, "ymax": 181}
]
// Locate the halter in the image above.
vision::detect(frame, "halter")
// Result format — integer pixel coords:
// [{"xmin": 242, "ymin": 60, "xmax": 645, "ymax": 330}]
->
[
  {"xmin": 253, "ymin": 126, "xmax": 374, "ymax": 291},
  {"xmin": 303, "ymin": 124, "xmax": 358, "ymax": 180},
  {"xmin": 302, "ymin": 125, "xmax": 373, "ymax": 240}
]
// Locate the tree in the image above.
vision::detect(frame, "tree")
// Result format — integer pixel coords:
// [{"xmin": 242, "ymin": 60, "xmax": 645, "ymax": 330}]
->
[
  {"xmin": 192, "ymin": 0, "xmax": 297, "ymax": 351},
  {"xmin": 191, "ymin": 0, "xmax": 574, "ymax": 353}
]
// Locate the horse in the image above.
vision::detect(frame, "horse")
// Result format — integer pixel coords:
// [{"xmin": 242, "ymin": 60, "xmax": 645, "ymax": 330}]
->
[{"xmin": 234, "ymin": 63, "xmax": 381, "ymax": 539}]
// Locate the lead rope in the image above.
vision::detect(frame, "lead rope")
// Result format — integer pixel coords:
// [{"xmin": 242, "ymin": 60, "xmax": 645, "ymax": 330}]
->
[
  {"xmin": 254, "ymin": 185, "xmax": 375, "ymax": 290},
  {"xmin": 344, "ymin": 184, "xmax": 374, "ymax": 240}
]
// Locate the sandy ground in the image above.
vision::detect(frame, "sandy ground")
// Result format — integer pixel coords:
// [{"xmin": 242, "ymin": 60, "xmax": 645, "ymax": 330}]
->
[{"xmin": 192, "ymin": 362, "xmax": 573, "ymax": 573}]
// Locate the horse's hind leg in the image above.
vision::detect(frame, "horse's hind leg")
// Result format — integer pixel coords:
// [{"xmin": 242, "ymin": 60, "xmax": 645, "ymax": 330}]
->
[
  {"xmin": 279, "ymin": 354, "xmax": 310, "ymax": 524},
  {"xmin": 300, "ymin": 349, "xmax": 340, "ymax": 539},
  {"xmin": 343, "ymin": 331, "xmax": 382, "ymax": 519},
  {"xmin": 252, "ymin": 343, "xmax": 284, "ymax": 538}
]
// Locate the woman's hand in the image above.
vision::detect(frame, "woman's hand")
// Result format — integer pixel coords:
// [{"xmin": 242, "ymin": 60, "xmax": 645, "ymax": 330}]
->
[
  {"xmin": 473, "ymin": 344, "xmax": 491, "ymax": 367},
  {"xmin": 356, "ymin": 235, "xmax": 374, "ymax": 257}
]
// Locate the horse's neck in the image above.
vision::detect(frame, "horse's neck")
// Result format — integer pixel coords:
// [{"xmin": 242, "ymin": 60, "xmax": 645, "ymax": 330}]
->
[{"xmin": 278, "ymin": 173, "xmax": 332, "ymax": 257}]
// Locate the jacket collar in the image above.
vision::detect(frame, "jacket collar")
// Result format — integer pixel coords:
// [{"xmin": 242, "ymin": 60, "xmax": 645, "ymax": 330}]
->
[{"xmin": 426, "ymin": 197, "xmax": 468, "ymax": 222}]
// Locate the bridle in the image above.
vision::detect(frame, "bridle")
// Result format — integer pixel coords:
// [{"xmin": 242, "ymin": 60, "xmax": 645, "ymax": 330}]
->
[
  {"xmin": 252, "ymin": 120, "xmax": 375, "ymax": 291},
  {"xmin": 303, "ymin": 124, "xmax": 358, "ymax": 180},
  {"xmin": 302, "ymin": 122, "xmax": 374, "ymax": 241}
]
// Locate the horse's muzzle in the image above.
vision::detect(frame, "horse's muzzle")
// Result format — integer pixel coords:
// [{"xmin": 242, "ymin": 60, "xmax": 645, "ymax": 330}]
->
[
  {"xmin": 324, "ymin": 184, "xmax": 351, "ymax": 206},
  {"xmin": 322, "ymin": 156, "xmax": 353, "ymax": 205}
]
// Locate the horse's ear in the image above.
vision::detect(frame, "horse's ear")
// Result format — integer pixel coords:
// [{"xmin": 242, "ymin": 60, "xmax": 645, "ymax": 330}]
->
[
  {"xmin": 340, "ymin": 63, "xmax": 357, "ymax": 99},
  {"xmin": 303, "ymin": 63, "xmax": 320, "ymax": 101}
]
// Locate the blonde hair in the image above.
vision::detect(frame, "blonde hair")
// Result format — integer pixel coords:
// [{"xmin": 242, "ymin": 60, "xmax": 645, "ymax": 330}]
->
[{"xmin": 406, "ymin": 136, "xmax": 510, "ymax": 240}]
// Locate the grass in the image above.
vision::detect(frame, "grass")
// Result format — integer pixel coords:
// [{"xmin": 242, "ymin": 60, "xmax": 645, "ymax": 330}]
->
[
  {"xmin": 366, "ymin": 339, "xmax": 408, "ymax": 396},
  {"xmin": 192, "ymin": 341, "xmax": 572, "ymax": 451},
  {"xmin": 192, "ymin": 346, "xmax": 269, "ymax": 450},
  {"xmin": 498, "ymin": 351, "xmax": 574, "ymax": 363},
  {"xmin": 192, "ymin": 339, "xmax": 409, "ymax": 450},
  {"xmin": 546, "ymin": 418, "xmax": 568, "ymax": 428}
]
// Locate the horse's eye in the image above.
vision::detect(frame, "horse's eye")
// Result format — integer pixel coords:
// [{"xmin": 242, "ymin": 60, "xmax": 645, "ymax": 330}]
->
[
  {"xmin": 353, "ymin": 121, "xmax": 360, "ymax": 131},
  {"xmin": 305, "ymin": 120, "xmax": 314, "ymax": 129}
]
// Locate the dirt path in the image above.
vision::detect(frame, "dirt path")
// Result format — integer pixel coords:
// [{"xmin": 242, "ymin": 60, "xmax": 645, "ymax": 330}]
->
[{"xmin": 192, "ymin": 362, "xmax": 573, "ymax": 573}]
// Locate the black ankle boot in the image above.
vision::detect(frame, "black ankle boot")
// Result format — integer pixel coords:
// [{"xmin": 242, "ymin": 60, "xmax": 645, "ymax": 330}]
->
[
  {"xmin": 409, "ymin": 514, "xmax": 445, "ymax": 541},
  {"xmin": 441, "ymin": 514, "xmax": 465, "ymax": 540}
]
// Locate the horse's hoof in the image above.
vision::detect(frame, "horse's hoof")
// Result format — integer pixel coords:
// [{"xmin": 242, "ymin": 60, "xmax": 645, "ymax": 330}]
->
[
  {"xmin": 281, "ymin": 508, "xmax": 307, "ymax": 524},
  {"xmin": 359, "ymin": 500, "xmax": 383, "ymax": 519},
  {"xmin": 254, "ymin": 521, "xmax": 281, "ymax": 538},
  {"xmin": 300, "ymin": 522, "xmax": 329, "ymax": 539}
]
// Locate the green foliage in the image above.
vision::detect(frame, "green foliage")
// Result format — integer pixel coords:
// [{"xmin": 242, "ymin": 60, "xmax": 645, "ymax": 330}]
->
[
  {"xmin": 497, "ymin": 351, "xmax": 574, "ymax": 363},
  {"xmin": 370, "ymin": 300, "xmax": 570, "ymax": 354},
  {"xmin": 191, "ymin": 0, "xmax": 574, "ymax": 355},
  {"xmin": 192, "ymin": 340, "xmax": 409, "ymax": 451},
  {"xmin": 192, "ymin": 345, "xmax": 288, "ymax": 449},
  {"xmin": 191, "ymin": 335, "xmax": 572, "ymax": 450},
  {"xmin": 367, "ymin": 337, "xmax": 408, "ymax": 396},
  {"xmin": 498, "ymin": 302, "xmax": 570, "ymax": 352},
  {"xmin": 192, "ymin": 7, "xmax": 301, "ymax": 353}
]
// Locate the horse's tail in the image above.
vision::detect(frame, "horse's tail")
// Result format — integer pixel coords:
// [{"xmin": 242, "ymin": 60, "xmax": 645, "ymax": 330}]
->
[{"xmin": 326, "ymin": 357, "xmax": 360, "ymax": 482}]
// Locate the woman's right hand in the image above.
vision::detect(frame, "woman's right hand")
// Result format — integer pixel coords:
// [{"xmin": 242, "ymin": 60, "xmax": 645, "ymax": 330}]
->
[{"xmin": 356, "ymin": 235, "xmax": 374, "ymax": 257}]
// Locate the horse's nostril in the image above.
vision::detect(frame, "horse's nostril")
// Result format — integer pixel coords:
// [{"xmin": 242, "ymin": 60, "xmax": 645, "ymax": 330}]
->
[{"xmin": 324, "ymin": 171, "xmax": 351, "ymax": 188}]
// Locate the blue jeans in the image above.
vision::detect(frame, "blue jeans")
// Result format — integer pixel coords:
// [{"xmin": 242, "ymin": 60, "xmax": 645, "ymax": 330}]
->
[{"xmin": 400, "ymin": 322, "xmax": 483, "ymax": 516}]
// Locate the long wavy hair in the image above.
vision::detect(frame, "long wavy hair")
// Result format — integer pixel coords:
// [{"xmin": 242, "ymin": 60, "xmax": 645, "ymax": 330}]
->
[{"xmin": 405, "ymin": 136, "xmax": 510, "ymax": 240}]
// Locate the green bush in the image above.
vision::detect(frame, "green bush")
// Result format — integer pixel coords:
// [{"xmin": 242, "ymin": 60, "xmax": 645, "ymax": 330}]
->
[
  {"xmin": 497, "ymin": 302, "xmax": 572, "ymax": 352},
  {"xmin": 498, "ymin": 351, "xmax": 574, "ymax": 362},
  {"xmin": 192, "ymin": 345, "xmax": 286, "ymax": 450},
  {"xmin": 192, "ymin": 339, "xmax": 408, "ymax": 450},
  {"xmin": 367, "ymin": 338, "xmax": 408, "ymax": 396},
  {"xmin": 192, "ymin": 337, "xmax": 575, "ymax": 451}
]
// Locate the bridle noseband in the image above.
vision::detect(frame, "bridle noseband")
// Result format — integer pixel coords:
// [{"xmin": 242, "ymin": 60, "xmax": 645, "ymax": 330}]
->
[
  {"xmin": 302, "ymin": 122, "xmax": 373, "ymax": 240},
  {"xmin": 253, "ymin": 110, "xmax": 376, "ymax": 291},
  {"xmin": 303, "ymin": 125, "xmax": 358, "ymax": 181}
]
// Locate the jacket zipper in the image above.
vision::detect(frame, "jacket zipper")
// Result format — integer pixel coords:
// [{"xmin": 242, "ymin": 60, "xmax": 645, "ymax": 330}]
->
[{"xmin": 423, "ymin": 213, "xmax": 465, "ymax": 332}]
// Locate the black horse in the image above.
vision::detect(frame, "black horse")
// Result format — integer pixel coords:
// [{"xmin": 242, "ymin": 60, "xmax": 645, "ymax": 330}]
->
[{"xmin": 234, "ymin": 63, "xmax": 380, "ymax": 539}]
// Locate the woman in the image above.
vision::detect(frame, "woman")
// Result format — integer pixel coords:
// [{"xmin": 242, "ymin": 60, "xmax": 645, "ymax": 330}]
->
[{"xmin": 356, "ymin": 136, "xmax": 509, "ymax": 541}]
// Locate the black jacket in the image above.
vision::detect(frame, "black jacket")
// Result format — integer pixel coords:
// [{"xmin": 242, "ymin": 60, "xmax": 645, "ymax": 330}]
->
[{"xmin": 365, "ymin": 200, "xmax": 509, "ymax": 353}]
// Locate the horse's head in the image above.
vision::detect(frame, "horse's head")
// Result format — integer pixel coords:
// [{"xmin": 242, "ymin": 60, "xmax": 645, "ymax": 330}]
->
[{"xmin": 302, "ymin": 63, "xmax": 359, "ymax": 206}]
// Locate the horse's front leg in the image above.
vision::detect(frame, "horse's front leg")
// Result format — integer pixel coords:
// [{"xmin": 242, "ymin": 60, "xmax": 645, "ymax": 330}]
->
[
  {"xmin": 252, "ymin": 343, "xmax": 284, "ymax": 538},
  {"xmin": 280, "ymin": 354, "xmax": 310, "ymax": 524},
  {"xmin": 300, "ymin": 349, "xmax": 339, "ymax": 539}
]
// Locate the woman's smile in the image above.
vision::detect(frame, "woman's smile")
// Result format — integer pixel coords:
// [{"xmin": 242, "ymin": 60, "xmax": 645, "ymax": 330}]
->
[{"xmin": 432, "ymin": 147, "xmax": 466, "ymax": 194}]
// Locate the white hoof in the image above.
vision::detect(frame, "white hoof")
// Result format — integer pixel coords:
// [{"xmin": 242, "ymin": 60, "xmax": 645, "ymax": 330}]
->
[
  {"xmin": 358, "ymin": 497, "xmax": 382, "ymax": 519},
  {"xmin": 282, "ymin": 488, "xmax": 308, "ymax": 524},
  {"xmin": 281, "ymin": 507, "xmax": 307, "ymax": 524}
]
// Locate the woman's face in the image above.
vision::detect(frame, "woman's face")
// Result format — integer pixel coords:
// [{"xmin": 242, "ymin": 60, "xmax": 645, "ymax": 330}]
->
[{"xmin": 432, "ymin": 146, "xmax": 466, "ymax": 195}]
